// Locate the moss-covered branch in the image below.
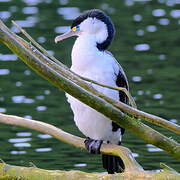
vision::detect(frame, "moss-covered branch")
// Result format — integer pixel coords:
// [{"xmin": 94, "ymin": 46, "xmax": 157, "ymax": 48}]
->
[
  {"xmin": 0, "ymin": 19, "xmax": 179, "ymax": 159},
  {"xmin": 0, "ymin": 162, "xmax": 179, "ymax": 180}
]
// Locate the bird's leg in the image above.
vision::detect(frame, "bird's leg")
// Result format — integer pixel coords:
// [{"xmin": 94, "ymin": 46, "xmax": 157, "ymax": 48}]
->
[{"xmin": 84, "ymin": 137, "xmax": 103, "ymax": 154}]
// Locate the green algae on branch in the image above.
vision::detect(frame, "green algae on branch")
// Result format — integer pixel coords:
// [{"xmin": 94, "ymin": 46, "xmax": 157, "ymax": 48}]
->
[{"xmin": 0, "ymin": 162, "xmax": 179, "ymax": 180}]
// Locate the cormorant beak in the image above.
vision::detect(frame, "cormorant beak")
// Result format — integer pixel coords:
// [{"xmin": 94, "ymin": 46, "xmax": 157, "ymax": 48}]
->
[{"xmin": 55, "ymin": 30, "xmax": 77, "ymax": 43}]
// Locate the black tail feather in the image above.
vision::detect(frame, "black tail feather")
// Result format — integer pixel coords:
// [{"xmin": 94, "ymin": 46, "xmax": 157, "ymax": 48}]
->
[{"xmin": 102, "ymin": 154, "xmax": 125, "ymax": 174}]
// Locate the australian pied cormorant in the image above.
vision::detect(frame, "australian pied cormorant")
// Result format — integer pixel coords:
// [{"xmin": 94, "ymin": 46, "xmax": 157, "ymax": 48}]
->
[{"xmin": 55, "ymin": 9, "xmax": 129, "ymax": 174}]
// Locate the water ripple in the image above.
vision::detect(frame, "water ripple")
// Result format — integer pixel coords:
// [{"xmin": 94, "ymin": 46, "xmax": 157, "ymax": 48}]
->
[
  {"xmin": 23, "ymin": 115, "xmax": 32, "ymax": 119},
  {"xmin": 137, "ymin": 90, "xmax": 144, "ymax": 95},
  {"xmin": 55, "ymin": 26, "xmax": 70, "ymax": 34},
  {"xmin": 159, "ymin": 54, "xmax": 166, "ymax": 60},
  {"xmin": 23, "ymin": 0, "xmax": 41, "ymax": 6},
  {"xmin": 74, "ymin": 163, "xmax": 87, "ymax": 167},
  {"xmin": 12, "ymin": 16, "xmax": 38, "ymax": 29},
  {"xmin": 59, "ymin": 0, "xmax": 69, "ymax": 5},
  {"xmin": 0, "ymin": 11, "xmax": 11, "ymax": 20},
  {"xmin": 24, "ymin": 69, "xmax": 31, "ymax": 75},
  {"xmin": 9, "ymin": 6, "xmax": 17, "ymax": 13},
  {"xmin": 0, "ymin": 0, "xmax": 11, "ymax": 2},
  {"xmin": 132, "ymin": 153, "xmax": 139, "ymax": 157},
  {"xmin": 36, "ymin": 106, "xmax": 47, "ymax": 111},
  {"xmin": 16, "ymin": 132, "xmax": 32, "ymax": 137},
  {"xmin": 10, "ymin": 150, "xmax": 27, "ymax": 155},
  {"xmin": 134, "ymin": 44, "xmax": 150, "ymax": 51},
  {"xmin": 152, "ymin": 9, "xmax": 166, "ymax": 17},
  {"xmin": 37, "ymin": 36, "xmax": 46, "ymax": 43},
  {"xmin": 15, "ymin": 81, "xmax": 23, "ymax": 87},
  {"xmin": 0, "ymin": 54, "xmax": 17, "ymax": 61},
  {"xmin": 8, "ymin": 138, "xmax": 32, "ymax": 143},
  {"xmin": 146, "ymin": 144, "xmax": 163, "ymax": 152},
  {"xmin": 153, "ymin": 93, "xmax": 163, "ymax": 99},
  {"xmin": 158, "ymin": 18, "xmax": 170, "ymax": 25},
  {"xmin": 136, "ymin": 29, "xmax": 144, "ymax": 36},
  {"xmin": 13, "ymin": 142, "xmax": 31, "ymax": 147},
  {"xmin": 133, "ymin": 14, "xmax": 142, "ymax": 22},
  {"xmin": 35, "ymin": 147, "xmax": 52, "ymax": 152},
  {"xmin": 170, "ymin": 9, "xmax": 180, "ymax": 18},
  {"xmin": 37, "ymin": 134, "xmax": 52, "ymax": 139},
  {"xmin": 22, "ymin": 7, "xmax": 39, "ymax": 14},
  {"xmin": 35, "ymin": 95, "xmax": 45, "ymax": 100},
  {"xmin": 132, "ymin": 76, "xmax": 142, "ymax": 82},
  {"xmin": 0, "ymin": 107, "xmax": 6, "ymax": 113},
  {"xmin": 146, "ymin": 25, "xmax": 157, "ymax": 32},
  {"xmin": 170, "ymin": 119, "xmax": 177, "ymax": 123},
  {"xmin": 0, "ymin": 97, "xmax": 5, "ymax": 102},
  {"xmin": 11, "ymin": 96, "xmax": 35, "ymax": 103},
  {"xmin": 0, "ymin": 69, "xmax": 10, "ymax": 75},
  {"xmin": 44, "ymin": 90, "xmax": 51, "ymax": 95},
  {"xmin": 100, "ymin": 3, "xmax": 115, "ymax": 14},
  {"xmin": 57, "ymin": 7, "xmax": 80, "ymax": 20}
]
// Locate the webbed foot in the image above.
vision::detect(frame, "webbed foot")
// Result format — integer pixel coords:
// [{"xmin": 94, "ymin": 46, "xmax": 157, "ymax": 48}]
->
[{"xmin": 84, "ymin": 137, "xmax": 103, "ymax": 154}]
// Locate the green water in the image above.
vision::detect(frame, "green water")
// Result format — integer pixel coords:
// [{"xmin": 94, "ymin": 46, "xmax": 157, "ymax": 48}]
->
[{"xmin": 0, "ymin": 0, "xmax": 179, "ymax": 173}]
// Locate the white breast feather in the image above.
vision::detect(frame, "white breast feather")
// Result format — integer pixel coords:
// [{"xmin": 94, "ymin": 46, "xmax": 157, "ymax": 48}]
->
[{"xmin": 66, "ymin": 34, "xmax": 122, "ymax": 144}]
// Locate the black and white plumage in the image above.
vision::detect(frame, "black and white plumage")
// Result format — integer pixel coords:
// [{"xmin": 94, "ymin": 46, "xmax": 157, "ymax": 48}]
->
[{"xmin": 55, "ymin": 9, "xmax": 129, "ymax": 174}]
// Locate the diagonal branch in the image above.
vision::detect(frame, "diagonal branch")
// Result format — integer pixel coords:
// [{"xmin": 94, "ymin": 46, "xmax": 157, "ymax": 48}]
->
[
  {"xmin": 0, "ymin": 113, "xmax": 142, "ymax": 172},
  {"xmin": 12, "ymin": 20, "xmax": 179, "ymax": 135}
]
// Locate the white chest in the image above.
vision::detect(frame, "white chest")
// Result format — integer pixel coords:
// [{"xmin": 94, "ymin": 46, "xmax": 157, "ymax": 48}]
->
[
  {"xmin": 66, "ymin": 36, "xmax": 121, "ymax": 143},
  {"xmin": 71, "ymin": 35, "xmax": 118, "ymax": 88}
]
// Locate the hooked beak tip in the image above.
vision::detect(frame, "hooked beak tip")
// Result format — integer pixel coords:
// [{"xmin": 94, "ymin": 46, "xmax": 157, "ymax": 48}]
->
[
  {"xmin": 54, "ymin": 36, "xmax": 61, "ymax": 44},
  {"xmin": 54, "ymin": 38, "xmax": 58, "ymax": 44}
]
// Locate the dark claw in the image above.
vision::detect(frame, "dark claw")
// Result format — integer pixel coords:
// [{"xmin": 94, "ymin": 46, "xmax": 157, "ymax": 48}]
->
[{"xmin": 84, "ymin": 137, "xmax": 103, "ymax": 154}]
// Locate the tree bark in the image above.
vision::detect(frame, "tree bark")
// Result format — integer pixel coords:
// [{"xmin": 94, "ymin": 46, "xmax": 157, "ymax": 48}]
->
[{"xmin": 0, "ymin": 162, "xmax": 179, "ymax": 180}]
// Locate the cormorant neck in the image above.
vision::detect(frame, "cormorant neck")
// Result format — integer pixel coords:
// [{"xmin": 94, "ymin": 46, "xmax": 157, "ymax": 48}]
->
[
  {"xmin": 73, "ymin": 34, "xmax": 101, "ymax": 52},
  {"xmin": 71, "ymin": 34, "xmax": 102, "ymax": 70}
]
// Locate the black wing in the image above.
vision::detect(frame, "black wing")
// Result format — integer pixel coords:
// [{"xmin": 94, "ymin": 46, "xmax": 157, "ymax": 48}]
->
[
  {"xmin": 105, "ymin": 51, "xmax": 129, "ymax": 137},
  {"xmin": 112, "ymin": 66, "xmax": 129, "ymax": 136},
  {"xmin": 116, "ymin": 70, "xmax": 129, "ymax": 104}
]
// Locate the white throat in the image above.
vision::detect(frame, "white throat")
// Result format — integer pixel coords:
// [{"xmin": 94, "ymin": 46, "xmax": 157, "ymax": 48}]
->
[{"xmin": 71, "ymin": 34, "xmax": 100, "ymax": 71}]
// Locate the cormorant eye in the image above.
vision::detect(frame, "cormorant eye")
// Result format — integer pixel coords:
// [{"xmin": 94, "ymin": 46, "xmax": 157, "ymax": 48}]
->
[{"xmin": 71, "ymin": 25, "xmax": 80, "ymax": 31}]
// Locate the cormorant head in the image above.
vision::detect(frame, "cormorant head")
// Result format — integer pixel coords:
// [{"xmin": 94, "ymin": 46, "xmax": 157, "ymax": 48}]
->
[{"xmin": 55, "ymin": 9, "xmax": 115, "ymax": 50}]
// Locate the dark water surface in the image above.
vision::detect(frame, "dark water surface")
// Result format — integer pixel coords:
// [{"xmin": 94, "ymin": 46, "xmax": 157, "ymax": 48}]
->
[{"xmin": 0, "ymin": 0, "xmax": 179, "ymax": 173}]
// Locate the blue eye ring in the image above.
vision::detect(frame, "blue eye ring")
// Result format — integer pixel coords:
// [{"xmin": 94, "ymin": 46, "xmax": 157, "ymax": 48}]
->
[{"xmin": 76, "ymin": 25, "xmax": 80, "ymax": 31}]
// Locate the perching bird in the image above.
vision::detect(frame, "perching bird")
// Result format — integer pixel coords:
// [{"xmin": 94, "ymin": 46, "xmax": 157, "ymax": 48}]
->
[{"xmin": 55, "ymin": 9, "xmax": 129, "ymax": 174}]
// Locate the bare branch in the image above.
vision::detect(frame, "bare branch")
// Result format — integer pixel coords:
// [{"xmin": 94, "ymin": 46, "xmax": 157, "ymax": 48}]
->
[{"xmin": 0, "ymin": 113, "xmax": 142, "ymax": 171}]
